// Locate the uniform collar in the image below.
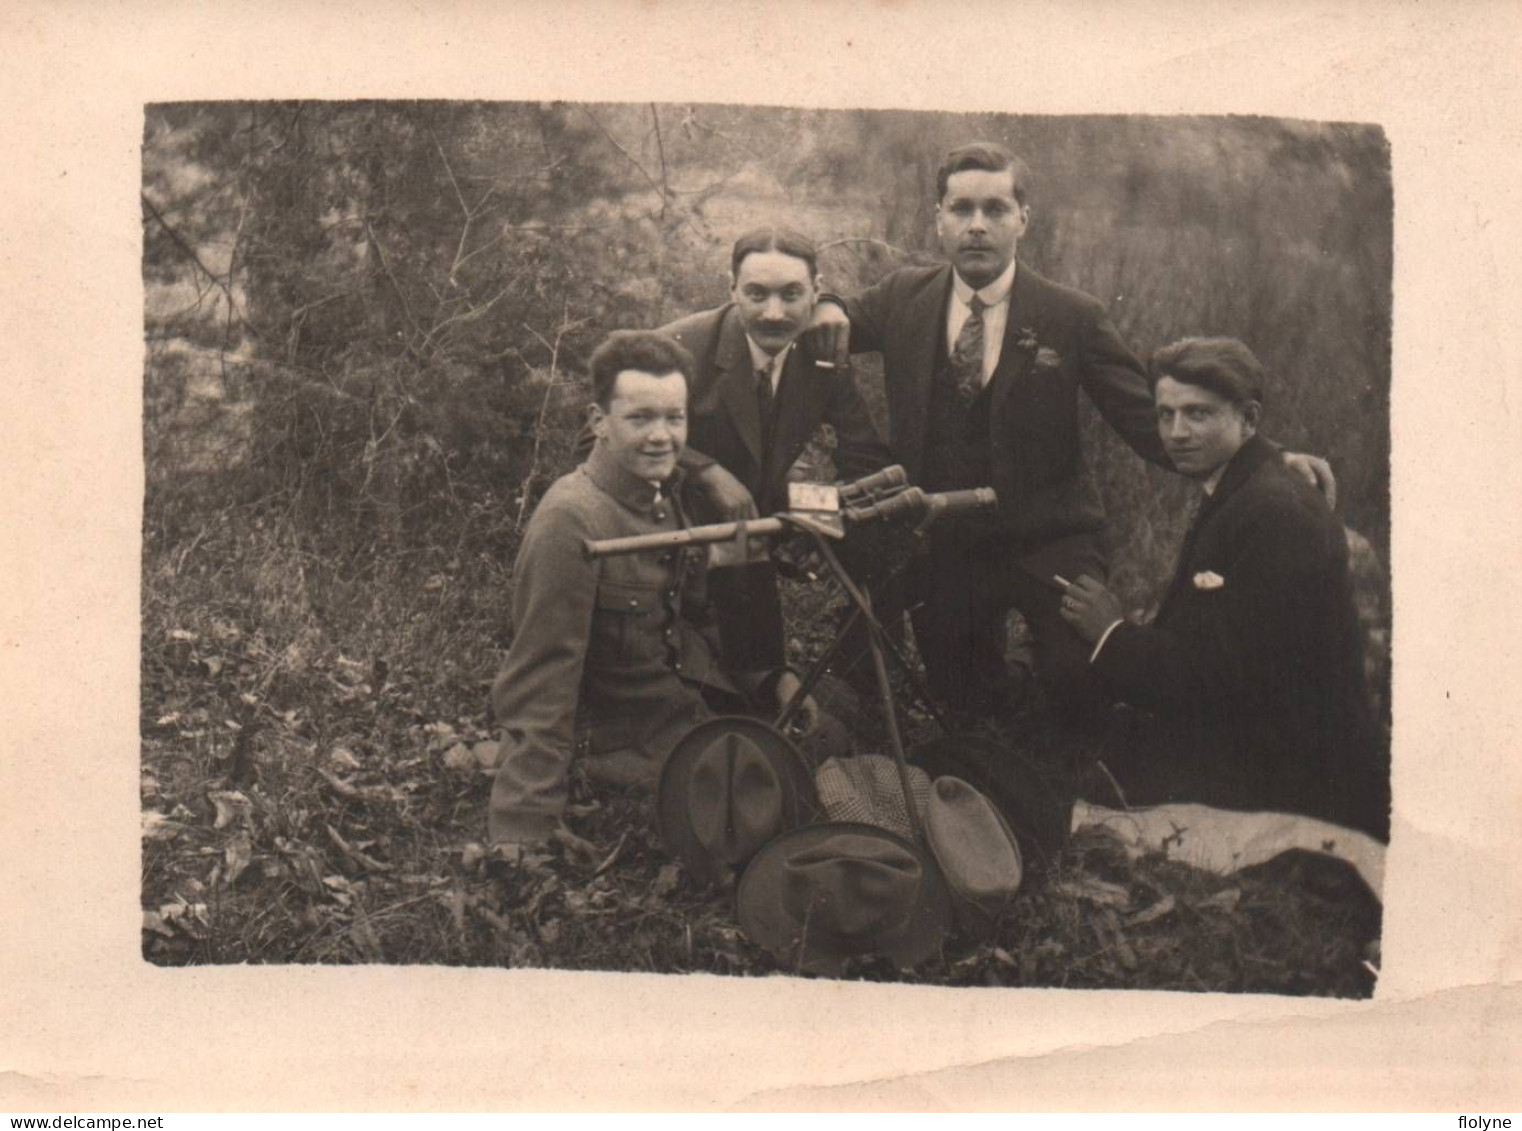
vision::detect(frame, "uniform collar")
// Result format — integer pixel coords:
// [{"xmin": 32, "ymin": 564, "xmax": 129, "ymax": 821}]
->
[
  {"xmin": 584, "ymin": 441, "xmax": 683, "ymax": 515},
  {"xmin": 952, "ymin": 260, "xmax": 1017, "ymax": 309}
]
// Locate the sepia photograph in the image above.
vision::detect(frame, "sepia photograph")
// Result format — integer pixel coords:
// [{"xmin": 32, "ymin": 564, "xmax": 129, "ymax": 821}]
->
[
  {"xmin": 140, "ymin": 102, "xmax": 1392, "ymax": 993},
  {"xmin": 6, "ymin": 0, "xmax": 1522, "ymax": 1113}
]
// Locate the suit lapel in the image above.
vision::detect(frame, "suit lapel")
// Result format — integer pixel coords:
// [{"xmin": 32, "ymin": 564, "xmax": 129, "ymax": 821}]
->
[
  {"xmin": 1193, "ymin": 433, "xmax": 1276, "ymax": 531},
  {"xmin": 989, "ymin": 263, "xmax": 1042, "ymax": 406},
  {"xmin": 715, "ymin": 308, "xmax": 763, "ymax": 466},
  {"xmin": 767, "ymin": 345, "xmax": 811, "ymax": 481},
  {"xmin": 1160, "ymin": 434, "xmax": 1278, "ymax": 612},
  {"xmin": 901, "ymin": 266, "xmax": 955, "ymax": 472}
]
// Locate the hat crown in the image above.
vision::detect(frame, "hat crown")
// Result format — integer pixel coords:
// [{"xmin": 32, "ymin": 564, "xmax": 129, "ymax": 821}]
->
[
  {"xmin": 815, "ymin": 755, "xmax": 930, "ymax": 841},
  {"xmin": 686, "ymin": 732, "xmax": 784, "ymax": 865},
  {"xmin": 926, "ymin": 776, "xmax": 1023, "ymax": 906},
  {"xmin": 781, "ymin": 833, "xmax": 922, "ymax": 940}
]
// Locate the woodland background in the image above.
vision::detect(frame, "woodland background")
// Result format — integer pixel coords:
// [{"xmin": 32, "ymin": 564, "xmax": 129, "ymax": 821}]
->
[{"xmin": 140, "ymin": 102, "xmax": 1391, "ymax": 989}]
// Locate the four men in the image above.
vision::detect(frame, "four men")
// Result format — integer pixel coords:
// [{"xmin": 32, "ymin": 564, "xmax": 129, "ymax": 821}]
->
[{"xmin": 489, "ymin": 140, "xmax": 1385, "ymax": 850}]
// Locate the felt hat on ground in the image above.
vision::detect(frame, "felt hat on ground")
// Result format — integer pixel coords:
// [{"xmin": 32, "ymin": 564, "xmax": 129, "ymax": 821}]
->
[
  {"xmin": 925, "ymin": 775, "xmax": 1024, "ymax": 932},
  {"xmin": 737, "ymin": 822, "xmax": 953, "ymax": 975},
  {"xmin": 657, "ymin": 716, "xmax": 819, "ymax": 885},
  {"xmin": 912, "ymin": 733, "xmax": 1072, "ymax": 870},
  {"xmin": 814, "ymin": 754, "xmax": 931, "ymax": 842}
]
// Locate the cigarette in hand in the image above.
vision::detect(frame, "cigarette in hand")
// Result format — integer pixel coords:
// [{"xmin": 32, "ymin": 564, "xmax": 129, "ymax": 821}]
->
[{"xmin": 1053, "ymin": 574, "xmax": 1073, "ymax": 589}]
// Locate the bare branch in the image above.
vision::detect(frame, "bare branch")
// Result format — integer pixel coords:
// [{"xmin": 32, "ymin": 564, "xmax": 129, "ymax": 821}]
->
[
  {"xmin": 364, "ymin": 219, "xmax": 425, "ymax": 351},
  {"xmin": 650, "ymin": 103, "xmax": 669, "ymax": 221},
  {"xmin": 580, "ymin": 106, "xmax": 664, "ymax": 200},
  {"xmin": 516, "ymin": 305, "xmax": 591, "ymax": 531},
  {"xmin": 817, "ymin": 236, "xmax": 916, "ymax": 257},
  {"xmin": 141, "ymin": 192, "xmax": 262, "ymax": 339}
]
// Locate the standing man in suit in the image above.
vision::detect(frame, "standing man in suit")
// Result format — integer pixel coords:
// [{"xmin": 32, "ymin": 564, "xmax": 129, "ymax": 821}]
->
[
  {"xmin": 583, "ymin": 227, "xmax": 891, "ymax": 523},
  {"xmin": 1059, "ymin": 338, "xmax": 1386, "ymax": 838},
  {"xmin": 806, "ymin": 142, "xmax": 1334, "ymax": 722}
]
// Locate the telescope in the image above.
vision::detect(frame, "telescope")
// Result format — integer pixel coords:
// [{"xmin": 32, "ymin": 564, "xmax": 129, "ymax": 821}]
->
[{"xmin": 582, "ymin": 467, "xmax": 995, "ymax": 560}]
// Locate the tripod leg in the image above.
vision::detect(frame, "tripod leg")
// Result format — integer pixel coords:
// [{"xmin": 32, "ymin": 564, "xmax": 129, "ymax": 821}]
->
[{"xmin": 773, "ymin": 604, "xmax": 866, "ymax": 733}]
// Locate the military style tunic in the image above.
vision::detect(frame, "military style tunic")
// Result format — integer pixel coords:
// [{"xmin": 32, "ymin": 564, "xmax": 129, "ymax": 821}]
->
[{"xmin": 488, "ymin": 443, "xmax": 766, "ymax": 845}]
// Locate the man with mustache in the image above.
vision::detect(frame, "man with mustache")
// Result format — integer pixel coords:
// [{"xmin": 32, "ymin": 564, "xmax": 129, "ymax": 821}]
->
[
  {"xmin": 807, "ymin": 142, "xmax": 1335, "ymax": 724},
  {"xmin": 586, "ymin": 226, "xmax": 891, "ymax": 524},
  {"xmin": 489, "ymin": 330, "xmax": 814, "ymax": 847}
]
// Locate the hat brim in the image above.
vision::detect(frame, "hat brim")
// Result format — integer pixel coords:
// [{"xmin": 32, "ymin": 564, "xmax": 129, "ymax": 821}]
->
[
  {"xmin": 912, "ymin": 733, "xmax": 1071, "ymax": 869},
  {"xmin": 737, "ymin": 821, "xmax": 953, "ymax": 976},
  {"xmin": 925, "ymin": 777, "xmax": 1025, "ymax": 931},
  {"xmin": 657, "ymin": 716, "xmax": 819, "ymax": 885}
]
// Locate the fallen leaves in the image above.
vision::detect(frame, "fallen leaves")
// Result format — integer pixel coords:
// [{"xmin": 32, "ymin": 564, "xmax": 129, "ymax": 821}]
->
[
  {"xmin": 441, "ymin": 740, "xmax": 499, "ymax": 773},
  {"xmin": 223, "ymin": 831, "xmax": 255, "ymax": 885},
  {"xmin": 1052, "ymin": 876, "xmax": 1133, "ymax": 910},
  {"xmin": 207, "ymin": 790, "xmax": 252, "ymax": 829},
  {"xmin": 326, "ymin": 823, "xmax": 392, "ymax": 873}
]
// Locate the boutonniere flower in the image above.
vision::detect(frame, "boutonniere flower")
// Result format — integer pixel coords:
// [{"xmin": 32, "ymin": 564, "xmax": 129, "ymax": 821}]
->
[
  {"xmin": 1192, "ymin": 570, "xmax": 1226, "ymax": 591},
  {"xmin": 1015, "ymin": 327, "xmax": 1063, "ymax": 370},
  {"xmin": 1034, "ymin": 346, "xmax": 1063, "ymax": 370}
]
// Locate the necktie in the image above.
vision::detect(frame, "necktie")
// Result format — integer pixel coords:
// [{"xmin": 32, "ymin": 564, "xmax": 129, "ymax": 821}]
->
[
  {"xmin": 756, "ymin": 363, "xmax": 775, "ymax": 449},
  {"xmin": 949, "ymin": 294, "xmax": 987, "ymax": 403}
]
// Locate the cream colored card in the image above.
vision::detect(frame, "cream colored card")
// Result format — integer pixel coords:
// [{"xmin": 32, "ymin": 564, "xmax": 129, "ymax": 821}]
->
[{"xmin": 2, "ymin": 0, "xmax": 1520, "ymax": 1112}]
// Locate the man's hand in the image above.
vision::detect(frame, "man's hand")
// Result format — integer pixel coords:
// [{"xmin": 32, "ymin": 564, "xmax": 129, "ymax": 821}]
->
[
  {"xmin": 692, "ymin": 461, "xmax": 759, "ymax": 522},
  {"xmin": 1282, "ymin": 451, "xmax": 1337, "ymax": 509},
  {"xmin": 802, "ymin": 299, "xmax": 852, "ymax": 369},
  {"xmin": 774, "ymin": 669, "xmax": 820, "ymax": 737},
  {"xmin": 1057, "ymin": 574, "xmax": 1125, "ymax": 645}
]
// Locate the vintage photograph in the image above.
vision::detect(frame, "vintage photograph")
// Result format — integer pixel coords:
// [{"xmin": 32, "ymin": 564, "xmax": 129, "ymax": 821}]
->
[{"xmin": 140, "ymin": 101, "xmax": 1392, "ymax": 994}]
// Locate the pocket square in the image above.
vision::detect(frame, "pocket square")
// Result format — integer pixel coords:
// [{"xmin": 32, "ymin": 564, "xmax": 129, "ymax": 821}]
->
[{"xmin": 1192, "ymin": 570, "xmax": 1225, "ymax": 591}]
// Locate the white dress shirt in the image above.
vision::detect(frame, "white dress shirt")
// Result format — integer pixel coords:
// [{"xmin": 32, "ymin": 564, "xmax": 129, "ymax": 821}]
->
[
  {"xmin": 946, "ymin": 261, "xmax": 1017, "ymax": 386},
  {"xmin": 745, "ymin": 337, "xmax": 793, "ymax": 395}
]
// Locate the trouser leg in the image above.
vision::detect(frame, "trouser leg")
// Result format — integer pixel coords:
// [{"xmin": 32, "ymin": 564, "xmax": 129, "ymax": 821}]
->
[{"xmin": 998, "ymin": 539, "xmax": 1112, "ymax": 729}]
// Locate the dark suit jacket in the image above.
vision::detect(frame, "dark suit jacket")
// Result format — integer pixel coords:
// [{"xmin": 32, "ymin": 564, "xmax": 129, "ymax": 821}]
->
[
  {"xmin": 576, "ymin": 305, "xmax": 890, "ymax": 517},
  {"xmin": 661, "ymin": 303, "xmax": 891, "ymax": 517},
  {"xmin": 1092, "ymin": 434, "xmax": 1387, "ymax": 837},
  {"xmin": 842, "ymin": 262, "xmax": 1169, "ymax": 576}
]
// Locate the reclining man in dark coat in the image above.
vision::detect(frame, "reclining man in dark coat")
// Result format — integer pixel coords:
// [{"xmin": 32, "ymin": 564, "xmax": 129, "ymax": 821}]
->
[
  {"xmin": 1058, "ymin": 337, "xmax": 1388, "ymax": 838},
  {"xmin": 489, "ymin": 331, "xmax": 818, "ymax": 847}
]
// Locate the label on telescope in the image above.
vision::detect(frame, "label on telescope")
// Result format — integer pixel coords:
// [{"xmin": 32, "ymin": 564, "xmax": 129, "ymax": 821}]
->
[{"xmin": 787, "ymin": 482, "xmax": 840, "ymax": 513}]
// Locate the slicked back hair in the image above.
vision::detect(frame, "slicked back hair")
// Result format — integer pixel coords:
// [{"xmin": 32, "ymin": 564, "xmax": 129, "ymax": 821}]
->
[
  {"xmin": 589, "ymin": 330, "xmax": 695, "ymax": 409},
  {"xmin": 1148, "ymin": 337, "xmax": 1267, "ymax": 410},
  {"xmin": 730, "ymin": 225, "xmax": 819, "ymax": 279},
  {"xmin": 936, "ymin": 142, "xmax": 1033, "ymax": 206}
]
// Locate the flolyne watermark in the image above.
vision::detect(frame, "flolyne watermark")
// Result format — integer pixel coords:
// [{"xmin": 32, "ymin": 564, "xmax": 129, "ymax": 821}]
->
[{"xmin": 1457, "ymin": 1119, "xmax": 1512, "ymax": 1130}]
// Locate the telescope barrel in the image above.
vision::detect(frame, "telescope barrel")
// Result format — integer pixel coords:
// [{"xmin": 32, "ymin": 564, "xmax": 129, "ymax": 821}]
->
[
  {"xmin": 582, "ymin": 486, "xmax": 998, "ymax": 558},
  {"xmin": 583, "ymin": 517, "xmax": 787, "ymax": 559},
  {"xmin": 925, "ymin": 487, "xmax": 997, "ymax": 517},
  {"xmin": 837, "ymin": 464, "xmax": 908, "ymax": 503}
]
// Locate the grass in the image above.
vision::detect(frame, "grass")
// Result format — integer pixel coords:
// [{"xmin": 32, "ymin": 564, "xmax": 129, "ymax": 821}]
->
[{"xmin": 140, "ymin": 488, "xmax": 1382, "ymax": 994}]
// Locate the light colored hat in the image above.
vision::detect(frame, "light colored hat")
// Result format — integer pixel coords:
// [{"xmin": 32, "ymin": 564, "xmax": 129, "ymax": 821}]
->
[
  {"xmin": 737, "ymin": 822, "xmax": 952, "ymax": 975},
  {"xmin": 925, "ymin": 776, "xmax": 1024, "ymax": 931},
  {"xmin": 657, "ymin": 717, "xmax": 818, "ymax": 885},
  {"xmin": 814, "ymin": 754, "xmax": 930, "ymax": 841}
]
